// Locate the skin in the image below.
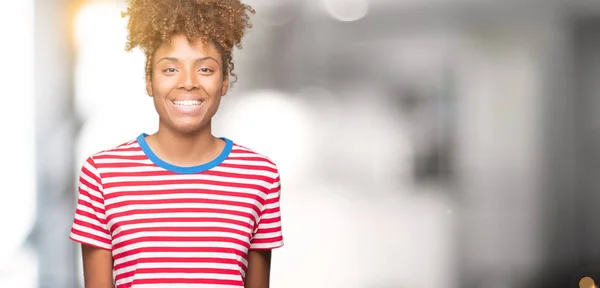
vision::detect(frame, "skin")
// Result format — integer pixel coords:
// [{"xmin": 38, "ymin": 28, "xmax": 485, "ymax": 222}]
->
[
  {"xmin": 245, "ymin": 250, "xmax": 273, "ymax": 288},
  {"xmin": 81, "ymin": 34, "xmax": 272, "ymax": 288},
  {"xmin": 81, "ymin": 244, "xmax": 113, "ymax": 288}
]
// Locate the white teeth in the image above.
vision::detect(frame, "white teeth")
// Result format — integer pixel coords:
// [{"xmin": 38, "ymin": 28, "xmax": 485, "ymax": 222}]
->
[{"xmin": 173, "ymin": 100, "xmax": 202, "ymax": 106}]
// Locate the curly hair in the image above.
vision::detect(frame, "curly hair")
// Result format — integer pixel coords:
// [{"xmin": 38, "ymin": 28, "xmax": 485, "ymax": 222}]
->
[{"xmin": 122, "ymin": 0, "xmax": 255, "ymax": 83}]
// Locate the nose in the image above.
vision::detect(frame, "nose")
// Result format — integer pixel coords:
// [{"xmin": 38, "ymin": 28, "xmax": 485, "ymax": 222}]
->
[{"xmin": 178, "ymin": 68, "xmax": 199, "ymax": 90}]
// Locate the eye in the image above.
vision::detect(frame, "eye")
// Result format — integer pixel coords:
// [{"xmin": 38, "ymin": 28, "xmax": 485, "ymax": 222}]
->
[
  {"xmin": 163, "ymin": 68, "xmax": 177, "ymax": 74},
  {"xmin": 199, "ymin": 68, "xmax": 213, "ymax": 74}
]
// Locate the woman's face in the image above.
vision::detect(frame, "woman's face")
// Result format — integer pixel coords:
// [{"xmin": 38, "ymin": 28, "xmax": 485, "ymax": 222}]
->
[{"xmin": 146, "ymin": 34, "xmax": 228, "ymax": 135}]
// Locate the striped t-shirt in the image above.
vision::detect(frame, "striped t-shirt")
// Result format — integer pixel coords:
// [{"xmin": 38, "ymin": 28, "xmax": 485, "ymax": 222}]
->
[{"xmin": 69, "ymin": 133, "xmax": 284, "ymax": 287}]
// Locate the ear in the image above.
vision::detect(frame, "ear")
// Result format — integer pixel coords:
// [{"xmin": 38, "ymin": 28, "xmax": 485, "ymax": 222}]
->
[
  {"xmin": 221, "ymin": 73, "xmax": 229, "ymax": 97},
  {"xmin": 146, "ymin": 74, "xmax": 154, "ymax": 97}
]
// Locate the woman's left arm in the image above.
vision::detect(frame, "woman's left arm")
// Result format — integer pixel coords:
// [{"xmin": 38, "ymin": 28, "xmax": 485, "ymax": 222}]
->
[
  {"xmin": 246, "ymin": 167, "xmax": 283, "ymax": 288},
  {"xmin": 245, "ymin": 249, "xmax": 272, "ymax": 288}
]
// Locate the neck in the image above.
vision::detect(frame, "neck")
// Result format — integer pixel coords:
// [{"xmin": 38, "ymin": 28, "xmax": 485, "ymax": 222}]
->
[{"xmin": 149, "ymin": 121, "xmax": 224, "ymax": 167}]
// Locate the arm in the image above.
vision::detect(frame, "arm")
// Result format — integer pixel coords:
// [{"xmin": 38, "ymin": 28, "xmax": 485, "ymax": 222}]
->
[
  {"xmin": 246, "ymin": 165, "xmax": 283, "ymax": 288},
  {"xmin": 244, "ymin": 249, "xmax": 272, "ymax": 288},
  {"xmin": 81, "ymin": 244, "xmax": 114, "ymax": 288},
  {"xmin": 69, "ymin": 157, "xmax": 114, "ymax": 287}
]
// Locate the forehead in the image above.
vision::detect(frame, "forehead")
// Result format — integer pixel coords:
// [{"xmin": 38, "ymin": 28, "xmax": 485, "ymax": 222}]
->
[{"xmin": 154, "ymin": 34, "xmax": 222, "ymax": 62}]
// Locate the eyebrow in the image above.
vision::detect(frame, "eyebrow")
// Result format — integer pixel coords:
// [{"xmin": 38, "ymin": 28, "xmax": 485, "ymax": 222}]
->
[{"xmin": 156, "ymin": 56, "xmax": 220, "ymax": 65}]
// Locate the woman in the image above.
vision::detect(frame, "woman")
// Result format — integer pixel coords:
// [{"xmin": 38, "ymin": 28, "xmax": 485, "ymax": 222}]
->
[{"xmin": 69, "ymin": 0, "xmax": 283, "ymax": 287}]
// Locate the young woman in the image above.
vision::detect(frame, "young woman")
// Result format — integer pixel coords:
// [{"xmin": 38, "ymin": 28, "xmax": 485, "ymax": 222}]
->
[{"xmin": 69, "ymin": 0, "xmax": 283, "ymax": 287}]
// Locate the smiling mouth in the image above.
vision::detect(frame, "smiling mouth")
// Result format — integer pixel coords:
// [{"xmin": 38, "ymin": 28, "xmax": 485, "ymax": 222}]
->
[{"xmin": 172, "ymin": 100, "xmax": 203, "ymax": 106}]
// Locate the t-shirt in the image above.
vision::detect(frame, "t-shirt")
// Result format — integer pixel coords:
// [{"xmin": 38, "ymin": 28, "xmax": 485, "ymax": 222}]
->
[{"xmin": 69, "ymin": 133, "xmax": 284, "ymax": 287}]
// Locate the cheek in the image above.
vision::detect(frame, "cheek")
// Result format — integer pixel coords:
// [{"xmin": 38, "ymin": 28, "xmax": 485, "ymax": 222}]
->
[
  {"xmin": 152, "ymin": 75, "xmax": 177, "ymax": 96},
  {"xmin": 152, "ymin": 95, "xmax": 167, "ymax": 114},
  {"xmin": 200, "ymin": 77, "xmax": 223, "ymax": 98},
  {"xmin": 200, "ymin": 77, "xmax": 224, "ymax": 91}
]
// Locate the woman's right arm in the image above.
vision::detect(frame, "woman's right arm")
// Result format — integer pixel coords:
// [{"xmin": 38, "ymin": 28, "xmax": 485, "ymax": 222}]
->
[
  {"xmin": 81, "ymin": 244, "xmax": 114, "ymax": 288},
  {"xmin": 70, "ymin": 157, "xmax": 114, "ymax": 287}
]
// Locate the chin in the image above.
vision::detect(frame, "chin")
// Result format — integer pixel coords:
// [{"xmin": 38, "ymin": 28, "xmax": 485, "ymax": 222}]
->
[
  {"xmin": 171, "ymin": 124, "xmax": 201, "ymax": 134},
  {"xmin": 159, "ymin": 111, "xmax": 212, "ymax": 134},
  {"xmin": 171, "ymin": 119, "xmax": 209, "ymax": 134}
]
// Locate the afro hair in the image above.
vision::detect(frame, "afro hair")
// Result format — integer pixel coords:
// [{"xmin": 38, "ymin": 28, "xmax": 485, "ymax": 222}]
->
[{"xmin": 122, "ymin": 0, "xmax": 255, "ymax": 83}]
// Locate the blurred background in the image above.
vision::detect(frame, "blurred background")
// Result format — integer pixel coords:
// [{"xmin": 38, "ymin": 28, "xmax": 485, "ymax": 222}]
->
[{"xmin": 1, "ymin": 0, "xmax": 600, "ymax": 287}]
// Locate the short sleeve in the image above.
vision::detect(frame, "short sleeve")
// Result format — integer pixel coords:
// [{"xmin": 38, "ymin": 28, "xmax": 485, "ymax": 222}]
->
[
  {"xmin": 250, "ymin": 171, "xmax": 284, "ymax": 250},
  {"xmin": 69, "ymin": 157, "xmax": 112, "ymax": 250}
]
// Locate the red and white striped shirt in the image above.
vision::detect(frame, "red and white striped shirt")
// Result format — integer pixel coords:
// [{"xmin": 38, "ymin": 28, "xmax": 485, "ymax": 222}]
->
[{"xmin": 70, "ymin": 134, "xmax": 284, "ymax": 287}]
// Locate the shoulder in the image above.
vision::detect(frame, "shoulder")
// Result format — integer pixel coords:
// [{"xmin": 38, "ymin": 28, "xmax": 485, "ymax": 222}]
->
[
  {"xmin": 229, "ymin": 141, "xmax": 278, "ymax": 168},
  {"xmin": 227, "ymin": 140, "xmax": 280, "ymax": 181},
  {"xmin": 227, "ymin": 141, "xmax": 282, "ymax": 198},
  {"xmin": 82, "ymin": 137, "xmax": 142, "ymax": 167}
]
